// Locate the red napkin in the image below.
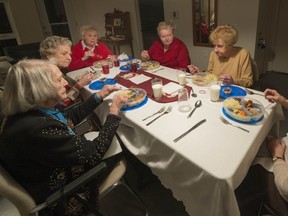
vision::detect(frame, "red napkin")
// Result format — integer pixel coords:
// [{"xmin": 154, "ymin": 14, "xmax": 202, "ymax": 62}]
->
[{"xmin": 117, "ymin": 69, "xmax": 191, "ymax": 103}]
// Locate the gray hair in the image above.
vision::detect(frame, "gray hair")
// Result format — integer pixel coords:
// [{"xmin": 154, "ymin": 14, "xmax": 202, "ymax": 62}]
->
[
  {"xmin": 157, "ymin": 21, "xmax": 175, "ymax": 34},
  {"xmin": 39, "ymin": 35, "xmax": 72, "ymax": 59},
  {"xmin": 80, "ymin": 25, "xmax": 99, "ymax": 37},
  {"xmin": 1, "ymin": 59, "xmax": 59, "ymax": 116}
]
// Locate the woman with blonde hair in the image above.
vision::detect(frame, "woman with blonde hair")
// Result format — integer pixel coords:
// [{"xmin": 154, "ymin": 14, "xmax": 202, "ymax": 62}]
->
[
  {"xmin": 141, "ymin": 21, "xmax": 190, "ymax": 69},
  {"xmin": 188, "ymin": 25, "xmax": 253, "ymax": 87}
]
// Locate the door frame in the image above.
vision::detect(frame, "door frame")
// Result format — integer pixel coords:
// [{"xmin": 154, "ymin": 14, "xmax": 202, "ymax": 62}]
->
[{"xmin": 254, "ymin": 0, "xmax": 281, "ymax": 76}]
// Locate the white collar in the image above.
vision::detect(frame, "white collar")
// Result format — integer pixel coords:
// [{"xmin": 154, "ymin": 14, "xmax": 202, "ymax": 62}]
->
[{"xmin": 81, "ymin": 40, "xmax": 98, "ymax": 51}]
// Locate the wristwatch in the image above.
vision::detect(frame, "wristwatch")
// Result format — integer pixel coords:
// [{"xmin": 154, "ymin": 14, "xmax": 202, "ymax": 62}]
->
[{"xmin": 272, "ymin": 156, "xmax": 284, "ymax": 162}]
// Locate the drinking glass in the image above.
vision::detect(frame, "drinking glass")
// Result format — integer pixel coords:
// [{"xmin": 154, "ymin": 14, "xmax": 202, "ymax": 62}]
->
[
  {"xmin": 177, "ymin": 71, "xmax": 187, "ymax": 86},
  {"xmin": 130, "ymin": 62, "xmax": 138, "ymax": 72},
  {"xmin": 113, "ymin": 59, "xmax": 120, "ymax": 67},
  {"xmin": 209, "ymin": 81, "xmax": 221, "ymax": 101},
  {"xmin": 178, "ymin": 87, "xmax": 191, "ymax": 112},
  {"xmin": 151, "ymin": 78, "xmax": 163, "ymax": 100},
  {"xmin": 102, "ymin": 64, "xmax": 110, "ymax": 74}
]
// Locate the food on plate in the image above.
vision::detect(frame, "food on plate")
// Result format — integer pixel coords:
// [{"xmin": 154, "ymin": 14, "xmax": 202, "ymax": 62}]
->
[
  {"xmin": 224, "ymin": 98, "xmax": 242, "ymax": 110},
  {"xmin": 117, "ymin": 88, "xmax": 147, "ymax": 107},
  {"xmin": 223, "ymin": 87, "xmax": 232, "ymax": 95},
  {"xmin": 93, "ymin": 59, "xmax": 114, "ymax": 68},
  {"xmin": 121, "ymin": 72, "xmax": 138, "ymax": 80},
  {"xmin": 192, "ymin": 73, "xmax": 218, "ymax": 86},
  {"xmin": 140, "ymin": 61, "xmax": 160, "ymax": 71},
  {"xmin": 223, "ymin": 97, "xmax": 264, "ymax": 122}
]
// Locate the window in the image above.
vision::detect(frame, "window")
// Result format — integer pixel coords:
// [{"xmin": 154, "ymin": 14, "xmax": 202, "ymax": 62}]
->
[{"xmin": 0, "ymin": 1, "xmax": 17, "ymax": 56}]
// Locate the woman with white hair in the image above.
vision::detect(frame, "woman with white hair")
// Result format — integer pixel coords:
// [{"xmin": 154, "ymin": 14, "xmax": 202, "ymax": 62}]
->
[
  {"xmin": 40, "ymin": 35, "xmax": 93, "ymax": 105},
  {"xmin": 68, "ymin": 25, "xmax": 116, "ymax": 71},
  {"xmin": 0, "ymin": 59, "xmax": 128, "ymax": 215},
  {"xmin": 141, "ymin": 21, "xmax": 190, "ymax": 70}
]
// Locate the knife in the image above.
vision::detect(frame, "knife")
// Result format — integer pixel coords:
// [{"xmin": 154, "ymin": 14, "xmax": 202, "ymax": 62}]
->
[{"xmin": 173, "ymin": 119, "xmax": 206, "ymax": 143}]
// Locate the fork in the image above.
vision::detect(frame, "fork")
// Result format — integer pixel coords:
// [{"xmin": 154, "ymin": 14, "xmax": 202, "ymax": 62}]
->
[
  {"xmin": 245, "ymin": 88, "xmax": 265, "ymax": 96},
  {"xmin": 219, "ymin": 116, "xmax": 249, "ymax": 133},
  {"xmin": 146, "ymin": 106, "xmax": 172, "ymax": 126},
  {"xmin": 142, "ymin": 106, "xmax": 165, "ymax": 121}
]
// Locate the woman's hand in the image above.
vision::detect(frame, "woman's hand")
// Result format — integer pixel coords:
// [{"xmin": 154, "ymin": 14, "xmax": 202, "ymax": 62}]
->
[
  {"xmin": 107, "ymin": 55, "xmax": 117, "ymax": 61},
  {"xmin": 219, "ymin": 73, "xmax": 234, "ymax": 85},
  {"xmin": 77, "ymin": 73, "xmax": 93, "ymax": 87},
  {"xmin": 141, "ymin": 50, "xmax": 150, "ymax": 61},
  {"xmin": 109, "ymin": 93, "xmax": 129, "ymax": 116},
  {"xmin": 96, "ymin": 85, "xmax": 121, "ymax": 99},
  {"xmin": 264, "ymin": 88, "xmax": 286, "ymax": 105},
  {"xmin": 82, "ymin": 50, "xmax": 95, "ymax": 61},
  {"xmin": 187, "ymin": 64, "xmax": 199, "ymax": 74},
  {"xmin": 267, "ymin": 137, "xmax": 286, "ymax": 159}
]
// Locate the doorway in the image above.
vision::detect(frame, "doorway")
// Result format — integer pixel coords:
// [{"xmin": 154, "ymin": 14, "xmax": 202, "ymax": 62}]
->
[{"xmin": 138, "ymin": 0, "xmax": 164, "ymax": 50}]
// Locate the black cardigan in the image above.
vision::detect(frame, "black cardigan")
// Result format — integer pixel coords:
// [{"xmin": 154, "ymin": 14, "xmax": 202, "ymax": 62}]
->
[{"xmin": 0, "ymin": 95, "xmax": 121, "ymax": 215}]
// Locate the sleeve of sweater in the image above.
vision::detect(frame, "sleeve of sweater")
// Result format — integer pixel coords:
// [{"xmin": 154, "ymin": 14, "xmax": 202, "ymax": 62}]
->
[
  {"xmin": 234, "ymin": 49, "xmax": 254, "ymax": 87},
  {"xmin": 27, "ymin": 112, "xmax": 121, "ymax": 168},
  {"xmin": 64, "ymin": 94, "xmax": 101, "ymax": 125},
  {"xmin": 68, "ymin": 42, "xmax": 87, "ymax": 71},
  {"xmin": 273, "ymin": 160, "xmax": 288, "ymax": 202},
  {"xmin": 176, "ymin": 41, "xmax": 191, "ymax": 68}
]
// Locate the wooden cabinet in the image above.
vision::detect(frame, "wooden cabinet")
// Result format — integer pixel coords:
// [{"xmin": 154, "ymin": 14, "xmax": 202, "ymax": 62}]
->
[{"xmin": 100, "ymin": 10, "xmax": 134, "ymax": 56}]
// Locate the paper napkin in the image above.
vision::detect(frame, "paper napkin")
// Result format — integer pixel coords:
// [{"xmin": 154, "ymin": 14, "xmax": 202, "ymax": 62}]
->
[
  {"xmin": 162, "ymin": 82, "xmax": 183, "ymax": 95},
  {"xmin": 129, "ymin": 74, "xmax": 152, "ymax": 84}
]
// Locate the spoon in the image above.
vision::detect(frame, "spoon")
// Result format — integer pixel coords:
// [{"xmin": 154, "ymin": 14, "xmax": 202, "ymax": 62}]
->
[
  {"xmin": 187, "ymin": 100, "xmax": 202, "ymax": 118},
  {"xmin": 191, "ymin": 87, "xmax": 197, "ymax": 97},
  {"xmin": 142, "ymin": 106, "xmax": 165, "ymax": 121}
]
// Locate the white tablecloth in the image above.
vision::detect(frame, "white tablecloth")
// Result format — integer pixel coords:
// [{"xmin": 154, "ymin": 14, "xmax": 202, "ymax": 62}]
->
[{"xmin": 67, "ymin": 65, "xmax": 283, "ymax": 216}]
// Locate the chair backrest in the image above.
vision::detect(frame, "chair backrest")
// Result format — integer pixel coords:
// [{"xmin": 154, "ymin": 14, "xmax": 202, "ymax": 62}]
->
[
  {"xmin": 99, "ymin": 159, "xmax": 126, "ymax": 194},
  {"xmin": 0, "ymin": 165, "xmax": 36, "ymax": 216}
]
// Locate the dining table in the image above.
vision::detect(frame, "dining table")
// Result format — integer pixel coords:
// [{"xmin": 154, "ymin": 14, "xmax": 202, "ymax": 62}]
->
[{"xmin": 67, "ymin": 62, "xmax": 284, "ymax": 216}]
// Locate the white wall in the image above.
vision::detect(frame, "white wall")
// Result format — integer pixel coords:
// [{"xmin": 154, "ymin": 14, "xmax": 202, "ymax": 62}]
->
[
  {"xmin": 5, "ymin": 0, "xmax": 260, "ymax": 70},
  {"xmin": 161, "ymin": 0, "xmax": 259, "ymax": 70},
  {"xmin": 68, "ymin": 0, "xmax": 143, "ymax": 58}
]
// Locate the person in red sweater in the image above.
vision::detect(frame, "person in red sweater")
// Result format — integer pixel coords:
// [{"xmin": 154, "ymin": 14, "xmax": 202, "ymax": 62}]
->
[
  {"xmin": 68, "ymin": 25, "xmax": 116, "ymax": 71},
  {"xmin": 140, "ymin": 21, "xmax": 190, "ymax": 70}
]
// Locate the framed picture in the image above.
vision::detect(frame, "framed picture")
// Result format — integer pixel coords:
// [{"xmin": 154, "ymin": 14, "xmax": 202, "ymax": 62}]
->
[{"xmin": 114, "ymin": 18, "xmax": 121, "ymax": 27}]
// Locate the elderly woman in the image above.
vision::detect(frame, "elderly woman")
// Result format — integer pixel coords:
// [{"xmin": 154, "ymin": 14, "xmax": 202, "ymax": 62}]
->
[
  {"xmin": 188, "ymin": 25, "xmax": 253, "ymax": 87},
  {"xmin": 0, "ymin": 59, "xmax": 128, "ymax": 215},
  {"xmin": 40, "ymin": 35, "xmax": 92, "ymax": 87},
  {"xmin": 40, "ymin": 36, "xmax": 93, "ymax": 106},
  {"xmin": 68, "ymin": 25, "xmax": 116, "ymax": 71},
  {"xmin": 141, "ymin": 21, "xmax": 190, "ymax": 69}
]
